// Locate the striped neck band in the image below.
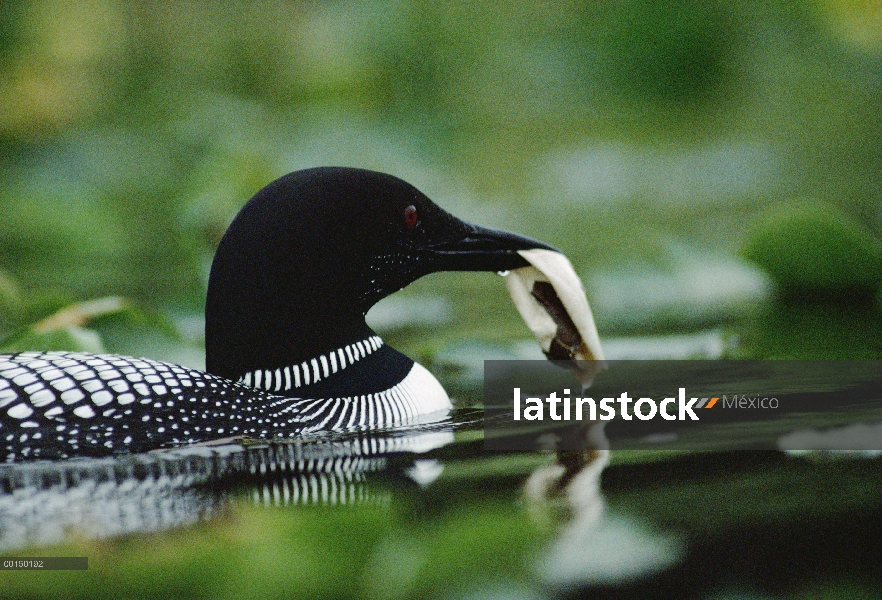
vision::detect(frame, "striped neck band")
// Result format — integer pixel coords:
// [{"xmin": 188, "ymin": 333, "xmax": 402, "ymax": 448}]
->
[{"xmin": 237, "ymin": 335, "xmax": 384, "ymax": 393}]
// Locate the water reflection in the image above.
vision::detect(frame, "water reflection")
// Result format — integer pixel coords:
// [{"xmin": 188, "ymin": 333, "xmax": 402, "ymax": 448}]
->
[
  {"xmin": 0, "ymin": 416, "xmax": 467, "ymax": 551},
  {"xmin": 523, "ymin": 422, "xmax": 684, "ymax": 586}
]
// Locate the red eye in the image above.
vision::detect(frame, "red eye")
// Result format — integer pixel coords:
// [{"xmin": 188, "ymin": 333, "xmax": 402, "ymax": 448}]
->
[{"xmin": 404, "ymin": 205, "xmax": 418, "ymax": 228}]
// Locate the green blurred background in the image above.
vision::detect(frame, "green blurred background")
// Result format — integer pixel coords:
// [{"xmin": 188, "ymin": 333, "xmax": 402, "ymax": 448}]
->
[{"xmin": 1, "ymin": 0, "xmax": 881, "ymax": 362}]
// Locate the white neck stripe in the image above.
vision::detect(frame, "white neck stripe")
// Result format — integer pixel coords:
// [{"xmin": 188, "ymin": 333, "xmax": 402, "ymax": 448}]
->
[
  {"xmin": 269, "ymin": 361, "xmax": 452, "ymax": 430},
  {"xmin": 238, "ymin": 335, "xmax": 384, "ymax": 392}
]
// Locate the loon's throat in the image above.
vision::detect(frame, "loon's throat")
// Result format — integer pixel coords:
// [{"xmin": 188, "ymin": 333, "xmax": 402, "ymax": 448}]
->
[{"xmin": 237, "ymin": 334, "xmax": 385, "ymax": 393}]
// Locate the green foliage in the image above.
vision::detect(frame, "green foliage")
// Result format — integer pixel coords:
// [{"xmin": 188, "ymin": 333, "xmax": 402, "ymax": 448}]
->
[
  {"xmin": 0, "ymin": 296, "xmax": 187, "ymax": 363},
  {"xmin": 0, "ymin": 503, "xmax": 389, "ymax": 599},
  {"xmin": 740, "ymin": 199, "xmax": 882, "ymax": 298},
  {"xmin": 0, "ymin": 499, "xmax": 543, "ymax": 600},
  {"xmin": 0, "ymin": 325, "xmax": 106, "ymax": 354},
  {"xmin": 730, "ymin": 301, "xmax": 882, "ymax": 359},
  {"xmin": 596, "ymin": 0, "xmax": 737, "ymax": 105}
]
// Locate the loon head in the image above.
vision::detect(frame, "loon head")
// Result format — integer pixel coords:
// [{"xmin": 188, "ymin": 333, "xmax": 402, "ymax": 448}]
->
[{"xmin": 205, "ymin": 167, "xmax": 557, "ymax": 391}]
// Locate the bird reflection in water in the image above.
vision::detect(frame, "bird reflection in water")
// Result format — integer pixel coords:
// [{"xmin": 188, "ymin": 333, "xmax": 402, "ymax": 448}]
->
[
  {"xmin": 0, "ymin": 420, "xmax": 460, "ymax": 551},
  {"xmin": 524, "ymin": 420, "xmax": 684, "ymax": 587},
  {"xmin": 524, "ymin": 421, "xmax": 609, "ymax": 529}
]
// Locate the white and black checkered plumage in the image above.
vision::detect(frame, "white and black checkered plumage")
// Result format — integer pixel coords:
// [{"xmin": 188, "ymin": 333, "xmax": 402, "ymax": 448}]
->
[{"xmin": 0, "ymin": 350, "xmax": 450, "ymax": 461}]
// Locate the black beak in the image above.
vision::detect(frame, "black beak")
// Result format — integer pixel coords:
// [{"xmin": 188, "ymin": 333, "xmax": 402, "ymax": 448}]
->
[{"xmin": 424, "ymin": 221, "xmax": 560, "ymax": 272}]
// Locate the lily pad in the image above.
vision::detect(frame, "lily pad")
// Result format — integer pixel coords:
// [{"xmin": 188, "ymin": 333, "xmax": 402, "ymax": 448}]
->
[{"xmin": 740, "ymin": 200, "xmax": 882, "ymax": 300}]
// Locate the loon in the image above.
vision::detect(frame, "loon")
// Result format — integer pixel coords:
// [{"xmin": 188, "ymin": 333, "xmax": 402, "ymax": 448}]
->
[{"xmin": 0, "ymin": 167, "xmax": 558, "ymax": 463}]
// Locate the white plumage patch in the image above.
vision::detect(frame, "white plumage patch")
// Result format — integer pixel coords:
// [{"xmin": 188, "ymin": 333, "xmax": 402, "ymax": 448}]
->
[
  {"xmin": 6, "ymin": 404, "xmax": 33, "ymax": 420},
  {"xmin": 284, "ymin": 361, "xmax": 452, "ymax": 433}
]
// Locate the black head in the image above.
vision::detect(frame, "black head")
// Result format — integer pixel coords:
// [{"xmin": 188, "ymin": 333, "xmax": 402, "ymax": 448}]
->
[{"xmin": 205, "ymin": 167, "xmax": 558, "ymax": 380}]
